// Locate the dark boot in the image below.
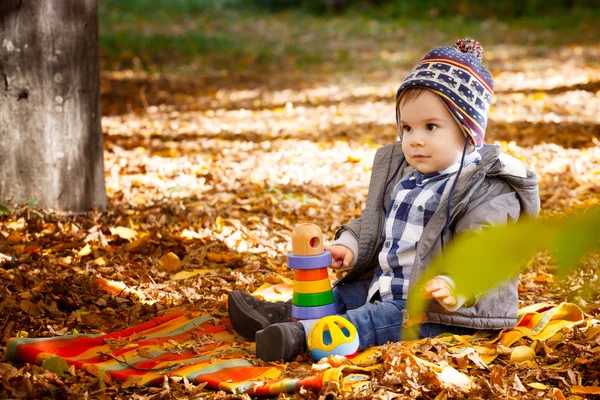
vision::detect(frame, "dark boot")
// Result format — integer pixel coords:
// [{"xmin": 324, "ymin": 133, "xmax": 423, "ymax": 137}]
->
[
  {"xmin": 256, "ymin": 322, "xmax": 306, "ymax": 362},
  {"xmin": 228, "ymin": 290, "xmax": 292, "ymax": 341}
]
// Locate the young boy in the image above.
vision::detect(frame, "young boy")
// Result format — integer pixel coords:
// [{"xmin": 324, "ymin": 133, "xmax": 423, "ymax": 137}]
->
[{"xmin": 228, "ymin": 38, "xmax": 540, "ymax": 362}]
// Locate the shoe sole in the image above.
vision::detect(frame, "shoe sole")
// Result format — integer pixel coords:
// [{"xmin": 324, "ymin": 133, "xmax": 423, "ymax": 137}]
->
[
  {"xmin": 228, "ymin": 291, "xmax": 270, "ymax": 341},
  {"xmin": 256, "ymin": 324, "xmax": 286, "ymax": 361}
]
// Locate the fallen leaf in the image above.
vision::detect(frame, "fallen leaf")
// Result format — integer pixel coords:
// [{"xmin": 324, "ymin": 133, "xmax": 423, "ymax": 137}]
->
[
  {"xmin": 571, "ymin": 385, "xmax": 600, "ymax": 394},
  {"xmin": 41, "ymin": 356, "xmax": 69, "ymax": 374},
  {"xmin": 6, "ymin": 232, "xmax": 22, "ymax": 243},
  {"xmin": 20, "ymin": 299, "xmax": 41, "ymax": 316},
  {"xmin": 346, "ymin": 154, "xmax": 362, "ymax": 163},
  {"xmin": 136, "ymin": 347, "xmax": 154, "ymax": 358},
  {"xmin": 125, "ymin": 234, "xmax": 149, "ymax": 252},
  {"xmin": 550, "ymin": 388, "xmax": 566, "ymax": 400},
  {"xmin": 510, "ymin": 373, "xmax": 527, "ymax": 392},
  {"xmin": 94, "ymin": 257, "xmax": 106, "ymax": 266},
  {"xmin": 206, "ymin": 252, "xmax": 242, "ymax": 263},
  {"xmin": 437, "ymin": 366, "xmax": 472, "ymax": 391},
  {"xmin": 110, "ymin": 226, "xmax": 138, "ymax": 240},
  {"xmin": 170, "ymin": 268, "xmax": 212, "ymax": 280},
  {"xmin": 0, "ymin": 363, "xmax": 18, "ymax": 380},
  {"xmin": 161, "ymin": 252, "xmax": 182, "ymax": 272},
  {"xmin": 510, "ymin": 345, "xmax": 535, "ymax": 363},
  {"xmin": 78, "ymin": 243, "xmax": 92, "ymax": 256},
  {"xmin": 528, "ymin": 382, "xmax": 549, "ymax": 389}
]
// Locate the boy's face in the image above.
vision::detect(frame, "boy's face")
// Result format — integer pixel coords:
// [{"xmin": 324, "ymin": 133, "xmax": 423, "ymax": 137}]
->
[{"xmin": 399, "ymin": 90, "xmax": 467, "ymax": 174}]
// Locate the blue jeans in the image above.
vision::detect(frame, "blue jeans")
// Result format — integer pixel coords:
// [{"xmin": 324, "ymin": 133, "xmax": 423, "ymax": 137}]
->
[{"xmin": 333, "ymin": 279, "xmax": 476, "ymax": 350}]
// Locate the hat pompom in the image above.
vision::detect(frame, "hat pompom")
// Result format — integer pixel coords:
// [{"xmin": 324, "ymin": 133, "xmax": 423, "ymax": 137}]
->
[{"xmin": 454, "ymin": 38, "xmax": 483, "ymax": 62}]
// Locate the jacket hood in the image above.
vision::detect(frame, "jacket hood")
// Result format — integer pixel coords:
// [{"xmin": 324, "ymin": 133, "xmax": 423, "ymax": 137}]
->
[{"xmin": 477, "ymin": 144, "xmax": 540, "ymax": 218}]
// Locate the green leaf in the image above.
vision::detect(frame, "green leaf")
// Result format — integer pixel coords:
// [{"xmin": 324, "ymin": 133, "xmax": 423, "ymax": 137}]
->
[
  {"xmin": 554, "ymin": 207, "xmax": 600, "ymax": 278},
  {"xmin": 26, "ymin": 200, "xmax": 38, "ymax": 207},
  {"xmin": 0, "ymin": 204, "xmax": 9, "ymax": 214},
  {"xmin": 404, "ymin": 207, "xmax": 600, "ymax": 340},
  {"xmin": 404, "ymin": 215, "xmax": 564, "ymax": 340},
  {"xmin": 41, "ymin": 356, "xmax": 69, "ymax": 375}
]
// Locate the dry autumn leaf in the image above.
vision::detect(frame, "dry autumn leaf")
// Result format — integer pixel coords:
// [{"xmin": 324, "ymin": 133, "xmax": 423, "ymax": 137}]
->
[
  {"xmin": 510, "ymin": 346, "xmax": 536, "ymax": 363},
  {"xmin": 527, "ymin": 382, "xmax": 549, "ymax": 389},
  {"xmin": 161, "ymin": 252, "xmax": 182, "ymax": 272},
  {"xmin": 571, "ymin": 385, "xmax": 600, "ymax": 395},
  {"xmin": 19, "ymin": 299, "xmax": 41, "ymax": 316},
  {"xmin": 170, "ymin": 268, "xmax": 212, "ymax": 281},
  {"xmin": 109, "ymin": 226, "xmax": 138, "ymax": 240},
  {"xmin": 125, "ymin": 234, "xmax": 149, "ymax": 252},
  {"xmin": 78, "ymin": 244, "xmax": 92, "ymax": 257},
  {"xmin": 206, "ymin": 252, "xmax": 242, "ymax": 263}
]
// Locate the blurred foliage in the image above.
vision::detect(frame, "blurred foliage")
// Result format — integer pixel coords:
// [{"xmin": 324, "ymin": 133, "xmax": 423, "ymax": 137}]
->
[
  {"xmin": 405, "ymin": 207, "xmax": 600, "ymax": 340},
  {"xmin": 98, "ymin": 0, "xmax": 600, "ymax": 76},
  {"xmin": 252, "ymin": 0, "xmax": 600, "ymax": 17},
  {"xmin": 99, "ymin": 0, "xmax": 600, "ymax": 17}
]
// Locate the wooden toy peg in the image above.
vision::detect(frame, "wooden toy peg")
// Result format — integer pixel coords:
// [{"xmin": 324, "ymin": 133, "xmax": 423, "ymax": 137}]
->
[{"xmin": 292, "ymin": 223, "xmax": 324, "ymax": 256}]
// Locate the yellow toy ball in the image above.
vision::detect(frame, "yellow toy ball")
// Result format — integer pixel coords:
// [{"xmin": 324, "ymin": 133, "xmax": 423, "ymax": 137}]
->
[{"xmin": 307, "ymin": 316, "xmax": 359, "ymax": 361}]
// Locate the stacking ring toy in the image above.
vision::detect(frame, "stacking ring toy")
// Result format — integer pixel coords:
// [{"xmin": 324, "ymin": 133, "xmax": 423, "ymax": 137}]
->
[{"xmin": 288, "ymin": 224, "xmax": 336, "ymax": 320}]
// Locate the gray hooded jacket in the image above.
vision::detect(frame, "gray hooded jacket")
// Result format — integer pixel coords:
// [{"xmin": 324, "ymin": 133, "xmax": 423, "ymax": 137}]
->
[{"xmin": 333, "ymin": 142, "xmax": 540, "ymax": 330}]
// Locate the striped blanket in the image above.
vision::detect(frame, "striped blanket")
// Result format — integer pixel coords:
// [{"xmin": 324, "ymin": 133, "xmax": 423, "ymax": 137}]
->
[{"xmin": 6, "ymin": 284, "xmax": 585, "ymax": 395}]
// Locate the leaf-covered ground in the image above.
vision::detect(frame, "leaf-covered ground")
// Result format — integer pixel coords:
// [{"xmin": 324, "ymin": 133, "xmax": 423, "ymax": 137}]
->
[{"xmin": 1, "ymin": 9, "xmax": 600, "ymax": 400}]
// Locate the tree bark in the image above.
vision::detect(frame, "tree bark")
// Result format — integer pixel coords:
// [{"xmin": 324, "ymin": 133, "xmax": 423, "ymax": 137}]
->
[{"xmin": 0, "ymin": 0, "xmax": 106, "ymax": 211}]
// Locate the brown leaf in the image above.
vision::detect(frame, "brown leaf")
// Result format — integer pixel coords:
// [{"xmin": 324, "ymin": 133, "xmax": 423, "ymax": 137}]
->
[
  {"xmin": 206, "ymin": 252, "xmax": 242, "ymax": 263},
  {"xmin": 510, "ymin": 373, "xmax": 527, "ymax": 392},
  {"xmin": 19, "ymin": 299, "xmax": 41, "ymax": 316},
  {"xmin": 0, "ymin": 363, "xmax": 18, "ymax": 380},
  {"xmin": 490, "ymin": 365, "xmax": 507, "ymax": 387}
]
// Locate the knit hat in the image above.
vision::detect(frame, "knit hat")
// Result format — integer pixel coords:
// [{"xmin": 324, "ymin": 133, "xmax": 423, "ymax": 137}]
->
[{"xmin": 396, "ymin": 38, "xmax": 494, "ymax": 148}]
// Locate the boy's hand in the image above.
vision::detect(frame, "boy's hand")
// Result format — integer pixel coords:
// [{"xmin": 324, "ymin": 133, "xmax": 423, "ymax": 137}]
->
[
  {"xmin": 324, "ymin": 245, "xmax": 354, "ymax": 269},
  {"xmin": 423, "ymin": 278, "xmax": 457, "ymax": 307}
]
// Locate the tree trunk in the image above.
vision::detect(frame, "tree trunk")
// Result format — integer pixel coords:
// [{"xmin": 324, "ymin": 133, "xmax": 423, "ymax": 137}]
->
[{"xmin": 0, "ymin": 0, "xmax": 106, "ymax": 211}]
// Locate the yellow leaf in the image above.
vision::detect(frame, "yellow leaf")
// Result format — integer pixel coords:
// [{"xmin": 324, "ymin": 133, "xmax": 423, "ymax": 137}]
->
[
  {"xmin": 78, "ymin": 244, "xmax": 92, "ymax": 257},
  {"xmin": 528, "ymin": 382, "xmax": 549, "ymax": 390},
  {"xmin": 571, "ymin": 385, "xmax": 600, "ymax": 394},
  {"xmin": 59, "ymin": 256, "xmax": 73, "ymax": 267},
  {"xmin": 532, "ymin": 92, "xmax": 546, "ymax": 101},
  {"xmin": 170, "ymin": 269, "xmax": 212, "ymax": 281},
  {"xmin": 110, "ymin": 226, "xmax": 138, "ymax": 240},
  {"xmin": 161, "ymin": 252, "xmax": 181, "ymax": 272},
  {"xmin": 510, "ymin": 346, "xmax": 535, "ymax": 363},
  {"xmin": 214, "ymin": 216, "xmax": 224, "ymax": 233},
  {"xmin": 94, "ymin": 257, "xmax": 106, "ymax": 266},
  {"xmin": 125, "ymin": 234, "xmax": 149, "ymax": 252},
  {"xmin": 346, "ymin": 154, "xmax": 362, "ymax": 163}
]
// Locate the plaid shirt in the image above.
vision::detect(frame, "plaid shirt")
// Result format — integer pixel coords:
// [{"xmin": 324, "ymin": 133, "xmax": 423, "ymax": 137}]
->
[{"xmin": 367, "ymin": 151, "xmax": 481, "ymax": 302}]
